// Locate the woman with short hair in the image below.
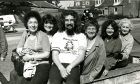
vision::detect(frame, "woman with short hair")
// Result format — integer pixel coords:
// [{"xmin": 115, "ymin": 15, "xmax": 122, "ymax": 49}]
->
[
  {"xmin": 118, "ymin": 18, "xmax": 134, "ymax": 67},
  {"xmin": 16, "ymin": 11, "xmax": 51, "ymax": 84},
  {"xmin": 80, "ymin": 20, "xmax": 106, "ymax": 84}
]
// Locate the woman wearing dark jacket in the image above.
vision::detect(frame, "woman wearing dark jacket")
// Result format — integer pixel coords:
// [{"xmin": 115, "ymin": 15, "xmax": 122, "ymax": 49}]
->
[
  {"xmin": 101, "ymin": 19, "xmax": 122, "ymax": 76},
  {"xmin": 80, "ymin": 20, "xmax": 106, "ymax": 84}
]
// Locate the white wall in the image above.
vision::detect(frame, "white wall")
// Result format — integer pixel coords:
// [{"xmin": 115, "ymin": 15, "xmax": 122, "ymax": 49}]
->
[{"xmin": 58, "ymin": 1, "xmax": 74, "ymax": 9}]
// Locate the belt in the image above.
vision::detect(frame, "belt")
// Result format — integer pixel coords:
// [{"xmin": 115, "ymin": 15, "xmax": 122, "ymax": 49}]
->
[{"xmin": 37, "ymin": 60, "xmax": 49, "ymax": 64}]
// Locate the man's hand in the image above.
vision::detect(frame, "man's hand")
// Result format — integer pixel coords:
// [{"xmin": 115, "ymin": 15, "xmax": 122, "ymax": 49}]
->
[
  {"xmin": 66, "ymin": 65, "xmax": 73, "ymax": 75},
  {"xmin": 0, "ymin": 57, "xmax": 5, "ymax": 61},
  {"xmin": 59, "ymin": 66, "xmax": 68, "ymax": 79}
]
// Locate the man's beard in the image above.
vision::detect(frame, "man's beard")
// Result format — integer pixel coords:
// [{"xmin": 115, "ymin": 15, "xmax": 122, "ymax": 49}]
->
[{"xmin": 66, "ymin": 24, "xmax": 74, "ymax": 36}]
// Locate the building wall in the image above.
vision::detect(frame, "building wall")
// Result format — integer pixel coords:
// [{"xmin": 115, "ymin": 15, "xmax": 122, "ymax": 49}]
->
[
  {"xmin": 73, "ymin": 0, "xmax": 95, "ymax": 9},
  {"xmin": 58, "ymin": 1, "xmax": 74, "ymax": 9},
  {"xmin": 124, "ymin": 0, "xmax": 139, "ymax": 17},
  {"xmin": 98, "ymin": 0, "xmax": 140, "ymax": 17}
]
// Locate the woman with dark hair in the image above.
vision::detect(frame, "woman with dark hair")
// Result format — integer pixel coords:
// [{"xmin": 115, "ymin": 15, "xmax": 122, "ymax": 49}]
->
[
  {"xmin": 101, "ymin": 19, "xmax": 122, "ymax": 76},
  {"xmin": 41, "ymin": 14, "xmax": 58, "ymax": 43},
  {"xmin": 15, "ymin": 11, "xmax": 50, "ymax": 84},
  {"xmin": 80, "ymin": 20, "xmax": 106, "ymax": 84}
]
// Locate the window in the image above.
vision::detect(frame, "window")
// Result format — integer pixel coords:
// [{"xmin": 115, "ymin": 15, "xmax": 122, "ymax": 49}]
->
[
  {"xmin": 114, "ymin": 0, "xmax": 121, "ymax": 5},
  {"xmin": 115, "ymin": 0, "xmax": 117, "ymax": 3},
  {"xmin": 129, "ymin": 0, "xmax": 131, "ymax": 3},
  {"xmin": 95, "ymin": 0, "xmax": 102, "ymax": 7},
  {"xmin": 114, "ymin": 7, "xmax": 117, "ymax": 12},
  {"xmin": 86, "ymin": 1, "xmax": 90, "ymax": 5},
  {"xmin": 114, "ymin": 7, "xmax": 118, "ymax": 14},
  {"xmin": 75, "ymin": 1, "xmax": 80, "ymax": 6},
  {"xmin": 82, "ymin": 1, "xmax": 85, "ymax": 5},
  {"xmin": 95, "ymin": 0, "xmax": 98, "ymax": 4},
  {"xmin": 105, "ymin": 7, "xmax": 108, "ymax": 10}
]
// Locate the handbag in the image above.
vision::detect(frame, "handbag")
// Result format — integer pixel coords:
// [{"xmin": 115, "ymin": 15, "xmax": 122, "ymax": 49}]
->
[
  {"xmin": 11, "ymin": 48, "xmax": 24, "ymax": 76},
  {"xmin": 23, "ymin": 62, "xmax": 38, "ymax": 78}
]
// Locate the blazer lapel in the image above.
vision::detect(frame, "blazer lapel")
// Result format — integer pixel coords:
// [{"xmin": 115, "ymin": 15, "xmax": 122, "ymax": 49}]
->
[{"xmin": 86, "ymin": 36, "xmax": 99, "ymax": 57}]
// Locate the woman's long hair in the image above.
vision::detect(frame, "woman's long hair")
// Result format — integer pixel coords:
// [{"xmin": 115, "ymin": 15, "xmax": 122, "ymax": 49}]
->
[
  {"xmin": 58, "ymin": 10, "xmax": 81, "ymax": 34},
  {"xmin": 101, "ymin": 19, "xmax": 119, "ymax": 40},
  {"xmin": 41, "ymin": 14, "xmax": 58, "ymax": 36}
]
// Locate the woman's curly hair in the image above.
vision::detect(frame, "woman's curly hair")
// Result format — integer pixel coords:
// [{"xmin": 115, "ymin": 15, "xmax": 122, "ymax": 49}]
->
[
  {"xmin": 41, "ymin": 14, "xmax": 58, "ymax": 36},
  {"xmin": 84, "ymin": 19, "xmax": 99, "ymax": 33},
  {"xmin": 101, "ymin": 19, "xmax": 119, "ymax": 40},
  {"xmin": 118, "ymin": 18, "xmax": 134, "ymax": 31},
  {"xmin": 24, "ymin": 11, "xmax": 42, "ymax": 30}
]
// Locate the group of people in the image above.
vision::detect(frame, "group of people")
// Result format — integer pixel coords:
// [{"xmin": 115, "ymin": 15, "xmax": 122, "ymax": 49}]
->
[{"xmin": 0, "ymin": 9, "xmax": 134, "ymax": 84}]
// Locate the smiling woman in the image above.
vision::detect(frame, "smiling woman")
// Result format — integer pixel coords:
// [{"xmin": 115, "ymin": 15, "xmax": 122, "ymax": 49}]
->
[
  {"xmin": 10, "ymin": 11, "xmax": 51, "ymax": 84},
  {"xmin": 101, "ymin": 19, "xmax": 122, "ymax": 76},
  {"xmin": 80, "ymin": 19, "xmax": 106, "ymax": 84}
]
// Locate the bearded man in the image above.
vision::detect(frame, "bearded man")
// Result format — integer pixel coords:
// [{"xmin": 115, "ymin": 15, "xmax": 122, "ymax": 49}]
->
[{"xmin": 49, "ymin": 10, "xmax": 87, "ymax": 84}]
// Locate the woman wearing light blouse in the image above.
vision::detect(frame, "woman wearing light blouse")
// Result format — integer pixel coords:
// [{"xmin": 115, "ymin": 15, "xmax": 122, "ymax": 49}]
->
[
  {"xmin": 118, "ymin": 18, "xmax": 134, "ymax": 67},
  {"xmin": 16, "ymin": 11, "xmax": 50, "ymax": 84}
]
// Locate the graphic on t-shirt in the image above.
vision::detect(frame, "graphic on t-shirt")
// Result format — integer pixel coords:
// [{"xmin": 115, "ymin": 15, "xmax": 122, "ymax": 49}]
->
[{"xmin": 65, "ymin": 40, "xmax": 74, "ymax": 51}]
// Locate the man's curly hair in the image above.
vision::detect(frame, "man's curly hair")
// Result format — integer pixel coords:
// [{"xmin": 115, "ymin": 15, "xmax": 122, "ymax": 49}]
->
[{"xmin": 58, "ymin": 10, "xmax": 81, "ymax": 34}]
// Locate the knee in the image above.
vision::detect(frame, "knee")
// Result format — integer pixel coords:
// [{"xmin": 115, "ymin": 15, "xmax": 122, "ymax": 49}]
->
[
  {"xmin": 49, "ymin": 80, "xmax": 61, "ymax": 84},
  {"xmin": 10, "ymin": 70, "xmax": 17, "ymax": 76},
  {"xmin": 0, "ymin": 72, "xmax": 3, "ymax": 78},
  {"xmin": 10, "ymin": 69, "xmax": 18, "ymax": 80},
  {"xmin": 67, "ymin": 81, "xmax": 80, "ymax": 84}
]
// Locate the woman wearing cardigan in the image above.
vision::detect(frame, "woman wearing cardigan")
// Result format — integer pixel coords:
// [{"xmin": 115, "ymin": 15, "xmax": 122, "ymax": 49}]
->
[
  {"xmin": 117, "ymin": 18, "xmax": 134, "ymax": 67},
  {"xmin": 16, "ymin": 11, "xmax": 50, "ymax": 84},
  {"xmin": 80, "ymin": 20, "xmax": 106, "ymax": 84}
]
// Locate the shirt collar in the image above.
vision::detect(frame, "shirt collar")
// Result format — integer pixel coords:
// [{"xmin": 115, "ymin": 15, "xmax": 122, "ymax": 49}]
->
[{"xmin": 120, "ymin": 33, "xmax": 131, "ymax": 41}]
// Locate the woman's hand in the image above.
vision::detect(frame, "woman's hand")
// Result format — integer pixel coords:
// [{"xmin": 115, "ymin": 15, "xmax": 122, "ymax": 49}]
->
[
  {"xmin": 23, "ymin": 54, "xmax": 33, "ymax": 61},
  {"xmin": 16, "ymin": 48, "xmax": 24, "ymax": 56}
]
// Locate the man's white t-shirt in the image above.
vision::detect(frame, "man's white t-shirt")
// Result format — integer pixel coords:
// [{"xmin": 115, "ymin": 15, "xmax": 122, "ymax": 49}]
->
[{"xmin": 52, "ymin": 31, "xmax": 87, "ymax": 63}]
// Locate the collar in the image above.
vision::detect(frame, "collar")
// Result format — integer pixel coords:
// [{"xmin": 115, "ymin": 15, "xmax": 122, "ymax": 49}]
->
[{"xmin": 120, "ymin": 33, "xmax": 131, "ymax": 41}]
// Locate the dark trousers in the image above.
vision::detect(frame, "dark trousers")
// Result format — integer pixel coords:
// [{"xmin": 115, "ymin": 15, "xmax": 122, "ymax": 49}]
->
[
  {"xmin": 21, "ymin": 63, "xmax": 51, "ymax": 84},
  {"xmin": 0, "ymin": 72, "xmax": 8, "ymax": 84},
  {"xmin": 10, "ymin": 63, "xmax": 50, "ymax": 84},
  {"xmin": 49, "ymin": 63, "xmax": 80, "ymax": 84},
  {"xmin": 9, "ymin": 70, "xmax": 23, "ymax": 84},
  {"xmin": 115, "ymin": 59, "xmax": 129, "ymax": 68}
]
